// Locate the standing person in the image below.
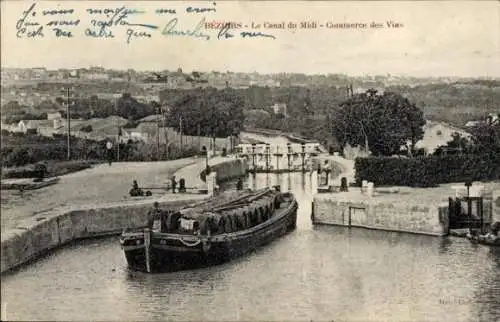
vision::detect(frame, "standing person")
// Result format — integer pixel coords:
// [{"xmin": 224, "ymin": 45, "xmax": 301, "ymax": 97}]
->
[
  {"xmin": 236, "ymin": 178, "xmax": 243, "ymax": 190},
  {"xmin": 171, "ymin": 175, "xmax": 177, "ymax": 194},
  {"xmin": 106, "ymin": 141, "xmax": 113, "ymax": 166},
  {"xmin": 147, "ymin": 202, "xmax": 161, "ymax": 231}
]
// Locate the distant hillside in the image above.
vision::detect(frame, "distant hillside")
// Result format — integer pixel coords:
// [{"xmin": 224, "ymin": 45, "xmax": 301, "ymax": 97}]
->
[{"xmin": 386, "ymin": 83, "xmax": 500, "ymax": 126}]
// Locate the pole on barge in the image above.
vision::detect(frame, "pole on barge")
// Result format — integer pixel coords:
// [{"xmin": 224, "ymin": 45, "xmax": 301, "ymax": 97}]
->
[
  {"xmin": 66, "ymin": 87, "xmax": 71, "ymax": 160},
  {"xmin": 144, "ymin": 228, "xmax": 151, "ymax": 273}
]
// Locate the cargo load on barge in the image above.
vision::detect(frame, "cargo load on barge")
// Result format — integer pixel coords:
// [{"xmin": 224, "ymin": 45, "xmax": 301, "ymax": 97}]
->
[{"xmin": 120, "ymin": 186, "xmax": 298, "ymax": 273}]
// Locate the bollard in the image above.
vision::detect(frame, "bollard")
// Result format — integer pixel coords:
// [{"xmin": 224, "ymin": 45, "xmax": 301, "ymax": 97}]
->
[
  {"xmin": 340, "ymin": 177, "xmax": 348, "ymax": 192},
  {"xmin": 367, "ymin": 182, "xmax": 374, "ymax": 197},
  {"xmin": 179, "ymin": 178, "xmax": 186, "ymax": 193},
  {"xmin": 207, "ymin": 172, "xmax": 217, "ymax": 196},
  {"xmin": 311, "ymin": 171, "xmax": 318, "ymax": 193},
  {"xmin": 34, "ymin": 163, "xmax": 47, "ymax": 182}
]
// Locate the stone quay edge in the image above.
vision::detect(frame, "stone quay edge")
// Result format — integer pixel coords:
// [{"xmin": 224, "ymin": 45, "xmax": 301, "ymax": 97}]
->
[{"xmin": 1, "ymin": 157, "xmax": 248, "ymax": 274}]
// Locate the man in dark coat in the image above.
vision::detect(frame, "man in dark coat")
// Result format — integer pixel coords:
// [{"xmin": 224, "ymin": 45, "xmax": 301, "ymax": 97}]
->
[
  {"xmin": 236, "ymin": 178, "xmax": 243, "ymax": 190},
  {"xmin": 147, "ymin": 202, "xmax": 161, "ymax": 229}
]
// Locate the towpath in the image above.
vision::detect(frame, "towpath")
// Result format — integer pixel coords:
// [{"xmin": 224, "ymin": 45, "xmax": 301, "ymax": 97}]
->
[{"xmin": 0, "ymin": 157, "xmax": 200, "ymax": 232}]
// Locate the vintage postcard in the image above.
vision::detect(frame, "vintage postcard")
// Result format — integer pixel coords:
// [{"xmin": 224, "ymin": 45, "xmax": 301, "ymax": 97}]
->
[{"xmin": 1, "ymin": 0, "xmax": 499, "ymax": 321}]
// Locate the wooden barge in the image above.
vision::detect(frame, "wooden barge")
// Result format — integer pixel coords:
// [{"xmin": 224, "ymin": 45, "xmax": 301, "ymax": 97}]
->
[{"xmin": 120, "ymin": 186, "xmax": 298, "ymax": 273}]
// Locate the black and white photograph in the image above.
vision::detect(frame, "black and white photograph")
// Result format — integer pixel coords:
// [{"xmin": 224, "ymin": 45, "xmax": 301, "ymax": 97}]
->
[{"xmin": 1, "ymin": 1, "xmax": 499, "ymax": 321}]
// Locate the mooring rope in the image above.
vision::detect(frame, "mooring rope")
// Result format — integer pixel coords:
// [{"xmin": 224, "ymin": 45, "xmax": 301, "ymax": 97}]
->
[{"xmin": 178, "ymin": 238, "xmax": 202, "ymax": 247}]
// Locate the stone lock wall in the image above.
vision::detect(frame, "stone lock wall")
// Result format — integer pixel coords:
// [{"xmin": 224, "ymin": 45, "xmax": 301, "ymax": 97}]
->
[
  {"xmin": 1, "ymin": 157, "xmax": 248, "ymax": 274},
  {"xmin": 312, "ymin": 196, "xmax": 449, "ymax": 236},
  {"xmin": 1, "ymin": 197, "xmax": 205, "ymax": 274},
  {"xmin": 493, "ymin": 190, "xmax": 500, "ymax": 222}
]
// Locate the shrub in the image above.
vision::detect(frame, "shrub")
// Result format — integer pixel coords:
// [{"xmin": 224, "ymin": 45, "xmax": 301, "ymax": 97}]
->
[
  {"xmin": 80, "ymin": 125, "xmax": 93, "ymax": 132},
  {"xmin": 2, "ymin": 161, "xmax": 95, "ymax": 179},
  {"xmin": 355, "ymin": 154, "xmax": 500, "ymax": 187}
]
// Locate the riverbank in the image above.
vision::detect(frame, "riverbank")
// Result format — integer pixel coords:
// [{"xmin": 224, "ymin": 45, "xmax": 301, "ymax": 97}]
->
[
  {"xmin": 1, "ymin": 158, "xmax": 198, "ymax": 232},
  {"xmin": 1, "ymin": 156, "xmax": 247, "ymax": 274},
  {"xmin": 1, "ymin": 160, "xmax": 99, "ymax": 180}
]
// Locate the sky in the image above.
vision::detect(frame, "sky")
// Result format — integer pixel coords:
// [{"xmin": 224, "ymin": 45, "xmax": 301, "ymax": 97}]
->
[{"xmin": 1, "ymin": 0, "xmax": 499, "ymax": 77}]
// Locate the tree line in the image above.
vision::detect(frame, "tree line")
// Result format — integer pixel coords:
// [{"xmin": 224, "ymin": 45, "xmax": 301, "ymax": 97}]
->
[{"xmin": 3, "ymin": 83, "xmax": 499, "ymax": 158}]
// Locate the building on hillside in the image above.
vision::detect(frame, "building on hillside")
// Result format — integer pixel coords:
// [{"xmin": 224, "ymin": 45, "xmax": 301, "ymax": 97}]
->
[
  {"xmin": 1, "ymin": 120, "xmax": 15, "ymax": 132},
  {"xmin": 129, "ymin": 122, "xmax": 160, "ymax": 142},
  {"xmin": 14, "ymin": 119, "xmax": 62, "ymax": 136},
  {"xmin": 343, "ymin": 143, "xmax": 370, "ymax": 160},
  {"xmin": 465, "ymin": 120, "xmax": 484, "ymax": 128},
  {"xmin": 137, "ymin": 114, "xmax": 167, "ymax": 123},
  {"xmin": 135, "ymin": 95, "xmax": 159, "ymax": 104},
  {"xmin": 97, "ymin": 93, "xmax": 122, "ymax": 100},
  {"xmin": 465, "ymin": 113, "xmax": 499, "ymax": 128},
  {"xmin": 69, "ymin": 70, "xmax": 79, "ymax": 78},
  {"xmin": 413, "ymin": 120, "xmax": 472, "ymax": 155},
  {"xmin": 123, "ymin": 124, "xmax": 177, "ymax": 143},
  {"xmin": 74, "ymin": 128, "xmax": 131, "ymax": 143},
  {"xmin": 272, "ymin": 103, "xmax": 287, "ymax": 117},
  {"xmin": 31, "ymin": 68, "xmax": 48, "ymax": 80},
  {"xmin": 123, "ymin": 128, "xmax": 151, "ymax": 142},
  {"xmin": 47, "ymin": 112, "xmax": 62, "ymax": 120},
  {"xmin": 81, "ymin": 72, "xmax": 110, "ymax": 81},
  {"xmin": 487, "ymin": 113, "xmax": 499, "ymax": 125}
]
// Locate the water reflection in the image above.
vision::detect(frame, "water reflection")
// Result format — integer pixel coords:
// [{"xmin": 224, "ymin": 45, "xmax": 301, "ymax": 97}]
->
[{"xmin": 1, "ymin": 172, "xmax": 499, "ymax": 321}]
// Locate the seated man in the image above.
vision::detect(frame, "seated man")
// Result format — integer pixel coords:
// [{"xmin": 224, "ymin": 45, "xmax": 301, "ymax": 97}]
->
[{"xmin": 130, "ymin": 180, "xmax": 144, "ymax": 197}]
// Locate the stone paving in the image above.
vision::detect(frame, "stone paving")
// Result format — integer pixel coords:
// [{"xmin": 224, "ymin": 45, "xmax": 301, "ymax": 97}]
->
[{"xmin": 316, "ymin": 181, "xmax": 500, "ymax": 208}]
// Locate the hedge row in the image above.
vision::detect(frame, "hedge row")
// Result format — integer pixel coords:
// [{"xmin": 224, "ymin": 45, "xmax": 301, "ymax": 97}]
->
[
  {"xmin": 2, "ymin": 161, "xmax": 95, "ymax": 179},
  {"xmin": 1, "ymin": 133, "xmax": 201, "ymax": 167},
  {"xmin": 354, "ymin": 154, "xmax": 500, "ymax": 187}
]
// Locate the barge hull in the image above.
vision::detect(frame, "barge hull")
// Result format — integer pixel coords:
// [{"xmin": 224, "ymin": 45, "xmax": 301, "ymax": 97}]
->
[{"xmin": 122, "ymin": 201, "xmax": 298, "ymax": 273}]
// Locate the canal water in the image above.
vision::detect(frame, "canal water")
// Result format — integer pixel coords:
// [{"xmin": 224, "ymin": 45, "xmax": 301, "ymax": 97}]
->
[{"xmin": 2, "ymin": 172, "xmax": 500, "ymax": 321}]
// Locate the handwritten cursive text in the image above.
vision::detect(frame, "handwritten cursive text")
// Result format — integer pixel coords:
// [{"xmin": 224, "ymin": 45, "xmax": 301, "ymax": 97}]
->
[
  {"xmin": 16, "ymin": 3, "xmax": 44, "ymax": 38},
  {"xmin": 126, "ymin": 28, "xmax": 152, "ymax": 44},
  {"xmin": 53, "ymin": 28, "xmax": 73, "ymax": 37},
  {"xmin": 218, "ymin": 23, "xmax": 234, "ymax": 39},
  {"xmin": 85, "ymin": 6, "xmax": 157, "ymax": 40},
  {"xmin": 155, "ymin": 8, "xmax": 177, "ymax": 14},
  {"xmin": 162, "ymin": 17, "xmax": 211, "ymax": 40},
  {"xmin": 218, "ymin": 23, "xmax": 276, "ymax": 40},
  {"xmin": 240, "ymin": 31, "xmax": 276, "ymax": 39}
]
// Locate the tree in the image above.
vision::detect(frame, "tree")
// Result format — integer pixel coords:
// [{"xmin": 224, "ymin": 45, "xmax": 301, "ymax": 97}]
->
[
  {"xmin": 2, "ymin": 101, "xmax": 24, "ymax": 114},
  {"xmin": 333, "ymin": 89, "xmax": 426, "ymax": 156},
  {"xmin": 115, "ymin": 93, "xmax": 155, "ymax": 120},
  {"xmin": 36, "ymin": 100, "xmax": 59, "ymax": 111},
  {"xmin": 469, "ymin": 122, "xmax": 500, "ymax": 154},
  {"xmin": 434, "ymin": 132, "xmax": 472, "ymax": 155},
  {"xmin": 167, "ymin": 87, "xmax": 245, "ymax": 140}
]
